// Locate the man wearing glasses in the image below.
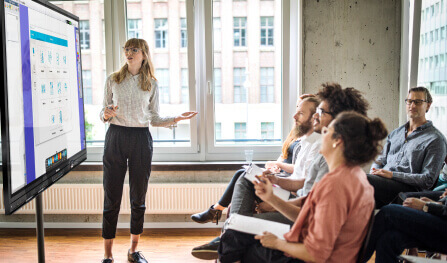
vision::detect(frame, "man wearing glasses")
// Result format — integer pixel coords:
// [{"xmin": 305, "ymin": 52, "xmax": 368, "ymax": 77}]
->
[{"xmin": 368, "ymin": 87, "xmax": 447, "ymax": 208}]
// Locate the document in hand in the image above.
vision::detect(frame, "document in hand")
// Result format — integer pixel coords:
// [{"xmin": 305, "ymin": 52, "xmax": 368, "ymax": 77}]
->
[
  {"xmin": 227, "ymin": 214, "xmax": 291, "ymax": 240},
  {"xmin": 244, "ymin": 163, "xmax": 291, "ymax": 201}
]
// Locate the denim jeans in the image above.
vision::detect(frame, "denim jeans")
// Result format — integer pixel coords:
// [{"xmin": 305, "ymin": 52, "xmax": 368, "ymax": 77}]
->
[{"xmin": 364, "ymin": 204, "xmax": 447, "ymax": 263}]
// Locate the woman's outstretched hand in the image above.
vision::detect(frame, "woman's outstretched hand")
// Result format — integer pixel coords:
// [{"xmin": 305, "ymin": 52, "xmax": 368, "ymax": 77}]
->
[{"xmin": 175, "ymin": 111, "xmax": 198, "ymax": 123}]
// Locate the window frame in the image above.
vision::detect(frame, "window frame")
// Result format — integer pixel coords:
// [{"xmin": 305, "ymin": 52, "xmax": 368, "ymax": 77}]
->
[
  {"xmin": 79, "ymin": 20, "xmax": 90, "ymax": 50},
  {"xmin": 154, "ymin": 18, "xmax": 168, "ymax": 49},
  {"xmin": 85, "ymin": 0, "xmax": 298, "ymax": 162}
]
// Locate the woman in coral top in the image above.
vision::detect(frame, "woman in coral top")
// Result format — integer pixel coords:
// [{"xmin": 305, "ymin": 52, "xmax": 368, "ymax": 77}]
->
[{"xmin": 218, "ymin": 111, "xmax": 387, "ymax": 263}]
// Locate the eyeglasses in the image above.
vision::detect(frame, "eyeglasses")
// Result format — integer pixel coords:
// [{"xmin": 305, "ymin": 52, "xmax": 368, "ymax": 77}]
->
[
  {"xmin": 405, "ymin": 99, "xmax": 427, "ymax": 106},
  {"xmin": 123, "ymin": 47, "xmax": 142, "ymax": 54},
  {"xmin": 316, "ymin": 107, "xmax": 334, "ymax": 117}
]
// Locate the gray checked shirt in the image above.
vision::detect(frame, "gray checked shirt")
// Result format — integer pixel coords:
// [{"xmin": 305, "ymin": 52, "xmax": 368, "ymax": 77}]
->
[
  {"xmin": 371, "ymin": 121, "xmax": 447, "ymax": 190},
  {"xmin": 100, "ymin": 74, "xmax": 176, "ymax": 128}
]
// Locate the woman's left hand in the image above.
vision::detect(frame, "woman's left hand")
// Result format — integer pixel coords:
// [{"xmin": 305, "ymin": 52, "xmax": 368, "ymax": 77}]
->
[
  {"xmin": 175, "ymin": 111, "xmax": 198, "ymax": 122},
  {"xmin": 255, "ymin": 231, "xmax": 280, "ymax": 249}
]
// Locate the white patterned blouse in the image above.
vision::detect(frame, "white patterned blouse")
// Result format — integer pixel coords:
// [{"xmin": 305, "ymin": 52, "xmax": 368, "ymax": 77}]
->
[{"xmin": 100, "ymin": 73, "xmax": 176, "ymax": 128}]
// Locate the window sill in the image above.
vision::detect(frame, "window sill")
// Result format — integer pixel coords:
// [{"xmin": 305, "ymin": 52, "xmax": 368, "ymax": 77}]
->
[{"xmin": 72, "ymin": 161, "xmax": 266, "ymax": 171}]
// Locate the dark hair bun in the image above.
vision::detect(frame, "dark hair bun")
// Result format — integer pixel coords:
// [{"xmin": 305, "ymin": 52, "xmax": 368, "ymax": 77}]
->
[{"xmin": 368, "ymin": 118, "xmax": 387, "ymax": 141}]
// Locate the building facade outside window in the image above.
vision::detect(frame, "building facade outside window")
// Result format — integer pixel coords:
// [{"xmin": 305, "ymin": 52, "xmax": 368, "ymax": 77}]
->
[
  {"xmin": 128, "ymin": 19, "xmax": 142, "ymax": 39},
  {"xmin": 82, "ymin": 70, "xmax": 92, "ymax": 104},
  {"xmin": 234, "ymin": 122, "xmax": 247, "ymax": 139},
  {"xmin": 260, "ymin": 16, "xmax": 274, "ymax": 46},
  {"xmin": 155, "ymin": 18, "xmax": 168, "ymax": 48},
  {"xmin": 181, "ymin": 68, "xmax": 188, "ymax": 104},
  {"xmin": 418, "ymin": 0, "xmax": 447, "ymax": 138},
  {"xmin": 180, "ymin": 18, "xmax": 187, "ymax": 48},
  {"xmin": 233, "ymin": 17, "xmax": 247, "ymax": 47},
  {"xmin": 213, "ymin": 17, "xmax": 221, "ymax": 50},
  {"xmin": 233, "ymin": 68, "xmax": 246, "ymax": 103},
  {"xmin": 261, "ymin": 122, "xmax": 274, "ymax": 139},
  {"xmin": 79, "ymin": 20, "xmax": 90, "ymax": 49},
  {"xmin": 260, "ymin": 67, "xmax": 274, "ymax": 103},
  {"xmin": 215, "ymin": 123, "xmax": 222, "ymax": 140},
  {"xmin": 156, "ymin": 69, "xmax": 170, "ymax": 104},
  {"xmin": 214, "ymin": 68, "xmax": 222, "ymax": 103}
]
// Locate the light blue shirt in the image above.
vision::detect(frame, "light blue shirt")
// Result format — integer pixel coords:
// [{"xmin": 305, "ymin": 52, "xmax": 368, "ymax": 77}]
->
[{"xmin": 371, "ymin": 121, "xmax": 447, "ymax": 190}]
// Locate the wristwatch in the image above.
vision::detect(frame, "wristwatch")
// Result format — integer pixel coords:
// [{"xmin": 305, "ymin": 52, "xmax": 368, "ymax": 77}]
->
[{"xmin": 422, "ymin": 203, "xmax": 430, "ymax": 212}]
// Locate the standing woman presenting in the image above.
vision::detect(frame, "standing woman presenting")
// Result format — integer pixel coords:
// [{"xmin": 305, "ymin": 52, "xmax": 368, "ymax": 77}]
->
[{"xmin": 100, "ymin": 38, "xmax": 197, "ymax": 263}]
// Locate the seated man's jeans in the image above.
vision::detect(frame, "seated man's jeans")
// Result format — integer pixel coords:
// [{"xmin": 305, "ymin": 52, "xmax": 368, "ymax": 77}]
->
[{"xmin": 364, "ymin": 204, "xmax": 447, "ymax": 263}]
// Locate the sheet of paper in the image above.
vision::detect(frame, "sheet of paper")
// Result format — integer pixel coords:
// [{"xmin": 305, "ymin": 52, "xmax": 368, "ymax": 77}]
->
[
  {"xmin": 227, "ymin": 214, "xmax": 291, "ymax": 240},
  {"xmin": 244, "ymin": 164, "xmax": 291, "ymax": 201}
]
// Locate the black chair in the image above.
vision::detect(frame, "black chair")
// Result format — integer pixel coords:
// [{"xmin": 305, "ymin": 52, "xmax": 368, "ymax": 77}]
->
[{"xmin": 356, "ymin": 206, "xmax": 376, "ymax": 263}]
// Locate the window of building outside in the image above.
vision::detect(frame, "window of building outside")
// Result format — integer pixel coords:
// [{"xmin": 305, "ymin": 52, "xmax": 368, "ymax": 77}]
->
[
  {"xmin": 234, "ymin": 122, "xmax": 247, "ymax": 140},
  {"xmin": 80, "ymin": 20, "xmax": 90, "ymax": 50},
  {"xmin": 180, "ymin": 18, "xmax": 187, "ymax": 48},
  {"xmin": 261, "ymin": 122, "xmax": 274, "ymax": 139},
  {"xmin": 233, "ymin": 17, "xmax": 247, "ymax": 47},
  {"xmin": 156, "ymin": 69, "xmax": 170, "ymax": 104},
  {"xmin": 260, "ymin": 17, "xmax": 274, "ymax": 46},
  {"xmin": 215, "ymin": 123, "xmax": 222, "ymax": 140},
  {"xmin": 181, "ymin": 69, "xmax": 188, "ymax": 104},
  {"xmin": 82, "ymin": 70, "xmax": 92, "ymax": 105},
  {"xmin": 128, "ymin": 19, "xmax": 142, "ymax": 39},
  {"xmin": 260, "ymin": 67, "xmax": 274, "ymax": 103},
  {"xmin": 417, "ymin": 0, "xmax": 447, "ymax": 139},
  {"xmin": 214, "ymin": 68, "xmax": 222, "ymax": 103},
  {"xmin": 213, "ymin": 17, "xmax": 221, "ymax": 50},
  {"xmin": 233, "ymin": 68, "xmax": 247, "ymax": 103},
  {"xmin": 155, "ymin": 18, "xmax": 168, "ymax": 48}
]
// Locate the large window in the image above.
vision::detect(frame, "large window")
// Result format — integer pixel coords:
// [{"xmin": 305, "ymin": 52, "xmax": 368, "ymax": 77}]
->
[
  {"xmin": 128, "ymin": 19, "xmax": 142, "ymax": 39},
  {"xmin": 417, "ymin": 0, "xmax": 447, "ymax": 138},
  {"xmin": 79, "ymin": 20, "xmax": 90, "ymax": 50},
  {"xmin": 233, "ymin": 17, "xmax": 247, "ymax": 47},
  {"xmin": 155, "ymin": 18, "xmax": 168, "ymax": 48},
  {"xmin": 51, "ymin": 0, "xmax": 295, "ymax": 161},
  {"xmin": 260, "ymin": 17, "xmax": 274, "ymax": 46}
]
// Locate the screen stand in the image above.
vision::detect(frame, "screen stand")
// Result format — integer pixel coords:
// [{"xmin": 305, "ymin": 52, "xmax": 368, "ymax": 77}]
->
[{"xmin": 36, "ymin": 194, "xmax": 45, "ymax": 263}]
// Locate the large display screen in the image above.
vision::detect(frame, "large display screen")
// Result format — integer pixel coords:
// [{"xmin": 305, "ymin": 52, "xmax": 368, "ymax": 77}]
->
[{"xmin": 1, "ymin": 0, "xmax": 86, "ymax": 215}]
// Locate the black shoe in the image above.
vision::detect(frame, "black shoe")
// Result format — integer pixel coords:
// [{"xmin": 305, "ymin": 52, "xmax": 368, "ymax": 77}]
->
[
  {"xmin": 191, "ymin": 236, "xmax": 220, "ymax": 260},
  {"xmin": 191, "ymin": 206, "xmax": 222, "ymax": 224},
  {"xmin": 127, "ymin": 250, "xmax": 148, "ymax": 263},
  {"xmin": 101, "ymin": 259, "xmax": 113, "ymax": 263}
]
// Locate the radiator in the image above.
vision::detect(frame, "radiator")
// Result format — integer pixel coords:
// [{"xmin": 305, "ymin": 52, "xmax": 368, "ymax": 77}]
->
[{"xmin": 0, "ymin": 184, "xmax": 227, "ymax": 214}]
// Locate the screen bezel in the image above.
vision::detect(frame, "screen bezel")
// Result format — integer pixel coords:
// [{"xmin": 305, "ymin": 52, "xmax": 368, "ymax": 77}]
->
[{"xmin": 1, "ymin": 0, "xmax": 87, "ymax": 215}]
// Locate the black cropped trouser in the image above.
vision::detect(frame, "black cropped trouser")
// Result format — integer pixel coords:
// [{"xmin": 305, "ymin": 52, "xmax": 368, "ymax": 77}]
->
[{"xmin": 102, "ymin": 124, "xmax": 153, "ymax": 239}]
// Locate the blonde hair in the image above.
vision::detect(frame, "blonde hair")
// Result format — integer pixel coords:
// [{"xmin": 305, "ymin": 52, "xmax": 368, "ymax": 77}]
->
[{"xmin": 112, "ymin": 38, "xmax": 156, "ymax": 92}]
